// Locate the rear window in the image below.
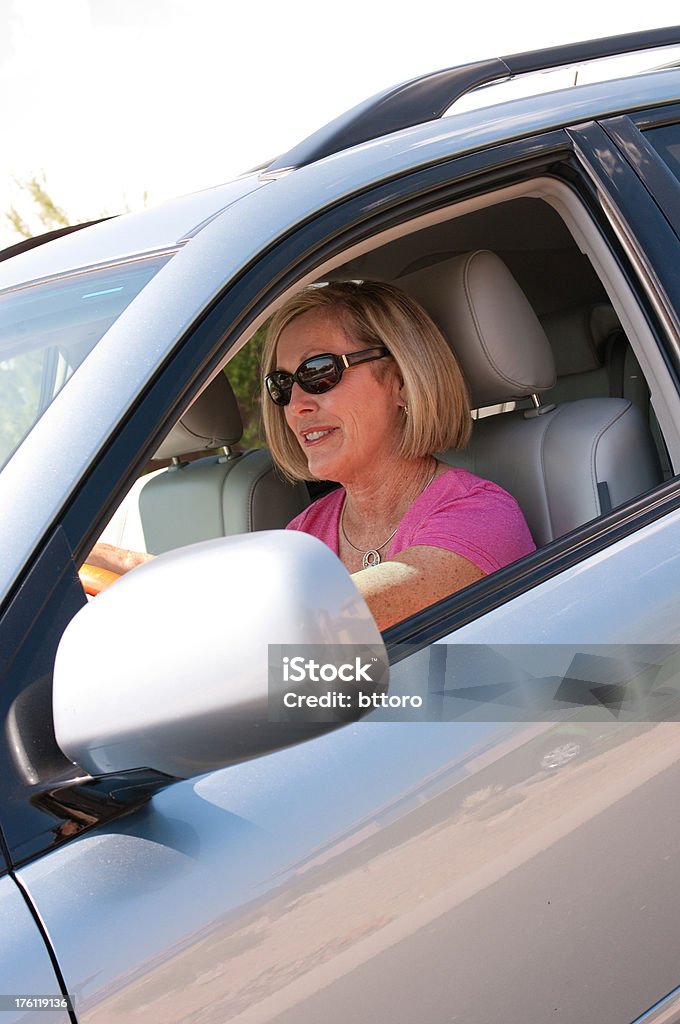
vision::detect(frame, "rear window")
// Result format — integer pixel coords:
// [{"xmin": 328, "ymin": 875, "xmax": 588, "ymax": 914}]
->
[
  {"xmin": 644, "ymin": 122, "xmax": 680, "ymax": 185},
  {"xmin": 0, "ymin": 253, "xmax": 172, "ymax": 469}
]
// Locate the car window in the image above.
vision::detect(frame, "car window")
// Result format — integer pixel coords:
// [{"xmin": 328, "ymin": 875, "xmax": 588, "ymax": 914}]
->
[
  {"xmin": 644, "ymin": 122, "xmax": 680, "ymax": 185},
  {"xmin": 0, "ymin": 253, "xmax": 172, "ymax": 471},
  {"xmin": 225, "ymin": 324, "xmax": 267, "ymax": 450},
  {"xmin": 99, "ymin": 183, "xmax": 677, "ymax": 574}
]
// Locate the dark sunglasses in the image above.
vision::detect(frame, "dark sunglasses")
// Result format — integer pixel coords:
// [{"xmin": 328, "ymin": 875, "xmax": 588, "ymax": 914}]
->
[{"xmin": 265, "ymin": 346, "xmax": 389, "ymax": 406}]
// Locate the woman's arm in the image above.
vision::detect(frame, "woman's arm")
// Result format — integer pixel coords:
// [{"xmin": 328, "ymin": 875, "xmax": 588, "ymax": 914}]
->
[
  {"xmin": 86, "ymin": 541, "xmax": 154, "ymax": 575},
  {"xmin": 351, "ymin": 546, "xmax": 484, "ymax": 632},
  {"xmin": 85, "ymin": 542, "xmax": 482, "ymax": 623}
]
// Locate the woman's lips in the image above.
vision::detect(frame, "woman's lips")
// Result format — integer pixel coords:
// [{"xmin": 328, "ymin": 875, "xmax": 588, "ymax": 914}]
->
[{"xmin": 301, "ymin": 427, "xmax": 338, "ymax": 446}]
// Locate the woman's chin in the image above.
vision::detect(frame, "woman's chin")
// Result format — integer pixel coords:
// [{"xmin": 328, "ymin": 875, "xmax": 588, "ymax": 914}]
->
[{"xmin": 305, "ymin": 452, "xmax": 344, "ymax": 483}]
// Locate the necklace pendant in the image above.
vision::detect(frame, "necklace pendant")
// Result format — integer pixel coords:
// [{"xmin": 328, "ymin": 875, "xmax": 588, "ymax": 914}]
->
[{"xmin": 363, "ymin": 550, "xmax": 381, "ymax": 569}]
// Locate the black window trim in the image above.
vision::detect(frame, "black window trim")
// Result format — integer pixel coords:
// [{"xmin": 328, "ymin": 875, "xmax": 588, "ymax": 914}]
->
[
  {"xmin": 629, "ymin": 101, "xmax": 680, "ymax": 132},
  {"xmin": 567, "ymin": 119, "xmax": 680, "ymax": 387},
  {"xmin": 600, "ymin": 114, "xmax": 680, "ymax": 238}
]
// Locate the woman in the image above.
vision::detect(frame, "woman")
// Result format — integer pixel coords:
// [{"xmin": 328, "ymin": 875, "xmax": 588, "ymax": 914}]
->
[{"xmin": 262, "ymin": 280, "xmax": 535, "ymax": 631}]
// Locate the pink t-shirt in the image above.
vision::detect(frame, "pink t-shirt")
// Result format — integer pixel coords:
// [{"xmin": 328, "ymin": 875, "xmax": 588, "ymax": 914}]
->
[{"xmin": 286, "ymin": 467, "xmax": 535, "ymax": 575}]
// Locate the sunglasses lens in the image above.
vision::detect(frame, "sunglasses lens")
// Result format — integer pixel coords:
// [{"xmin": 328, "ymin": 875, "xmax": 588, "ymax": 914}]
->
[
  {"xmin": 266, "ymin": 372, "xmax": 293, "ymax": 405},
  {"xmin": 266, "ymin": 355, "xmax": 344, "ymax": 405},
  {"xmin": 297, "ymin": 355, "xmax": 340, "ymax": 394}
]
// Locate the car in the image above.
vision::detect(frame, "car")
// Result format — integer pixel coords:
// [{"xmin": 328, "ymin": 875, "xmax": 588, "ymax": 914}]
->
[{"xmin": 2, "ymin": 24, "xmax": 680, "ymax": 1024}]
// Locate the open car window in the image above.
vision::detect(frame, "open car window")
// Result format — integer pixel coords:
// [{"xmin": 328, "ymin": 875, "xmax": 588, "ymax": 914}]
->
[{"xmin": 97, "ymin": 177, "xmax": 677, "ymax": 609}]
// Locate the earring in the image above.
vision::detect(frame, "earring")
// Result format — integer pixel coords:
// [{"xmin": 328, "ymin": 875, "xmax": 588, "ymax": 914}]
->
[{"xmin": 403, "ymin": 403, "xmax": 410, "ymax": 416}]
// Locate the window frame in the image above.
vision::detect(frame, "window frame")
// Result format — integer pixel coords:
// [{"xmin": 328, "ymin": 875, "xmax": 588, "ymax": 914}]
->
[{"xmin": 60, "ymin": 132, "xmax": 680, "ymax": 625}]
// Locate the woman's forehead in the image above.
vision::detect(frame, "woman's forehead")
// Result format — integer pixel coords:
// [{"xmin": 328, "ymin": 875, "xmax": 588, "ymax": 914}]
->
[{"xmin": 276, "ymin": 308, "xmax": 357, "ymax": 363}]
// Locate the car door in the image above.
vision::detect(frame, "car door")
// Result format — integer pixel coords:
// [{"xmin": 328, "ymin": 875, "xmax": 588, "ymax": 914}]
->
[
  {"xmin": 0, "ymin": 885, "xmax": 70, "ymax": 1023},
  {"xmin": 4, "ymin": 109, "xmax": 680, "ymax": 1024},
  {"xmin": 0, "ymin": 843, "xmax": 71, "ymax": 1023}
]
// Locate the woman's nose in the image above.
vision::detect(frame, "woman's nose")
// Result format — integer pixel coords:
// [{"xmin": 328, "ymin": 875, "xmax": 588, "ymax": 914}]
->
[{"xmin": 288, "ymin": 382, "xmax": 319, "ymax": 414}]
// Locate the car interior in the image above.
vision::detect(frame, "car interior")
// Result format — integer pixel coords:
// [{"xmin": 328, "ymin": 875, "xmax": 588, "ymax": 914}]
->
[{"xmin": 97, "ymin": 177, "xmax": 676, "ymax": 577}]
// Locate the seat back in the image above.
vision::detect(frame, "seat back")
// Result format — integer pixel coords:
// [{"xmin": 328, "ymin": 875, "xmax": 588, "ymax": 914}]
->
[
  {"xmin": 540, "ymin": 303, "xmax": 649, "ymax": 410},
  {"xmin": 397, "ymin": 250, "xmax": 662, "ymax": 546},
  {"xmin": 100, "ymin": 373, "xmax": 309, "ymax": 554}
]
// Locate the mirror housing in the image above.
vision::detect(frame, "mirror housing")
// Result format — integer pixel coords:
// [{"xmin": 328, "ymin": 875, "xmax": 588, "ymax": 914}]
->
[{"xmin": 53, "ymin": 531, "xmax": 387, "ymax": 779}]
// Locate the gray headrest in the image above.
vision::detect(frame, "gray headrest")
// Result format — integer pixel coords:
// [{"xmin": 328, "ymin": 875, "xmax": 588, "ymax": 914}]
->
[
  {"xmin": 540, "ymin": 304, "xmax": 621, "ymax": 377},
  {"xmin": 398, "ymin": 250, "xmax": 556, "ymax": 406},
  {"xmin": 155, "ymin": 372, "xmax": 243, "ymax": 460}
]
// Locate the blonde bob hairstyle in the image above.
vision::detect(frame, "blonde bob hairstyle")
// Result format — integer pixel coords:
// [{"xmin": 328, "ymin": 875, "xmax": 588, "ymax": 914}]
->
[{"xmin": 261, "ymin": 280, "xmax": 471, "ymax": 481}]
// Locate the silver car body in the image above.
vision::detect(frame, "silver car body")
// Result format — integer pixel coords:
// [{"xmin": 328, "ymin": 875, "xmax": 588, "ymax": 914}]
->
[{"xmin": 2, "ymin": 56, "xmax": 680, "ymax": 1024}]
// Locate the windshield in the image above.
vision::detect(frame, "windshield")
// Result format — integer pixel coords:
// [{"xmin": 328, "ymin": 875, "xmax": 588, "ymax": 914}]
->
[{"xmin": 0, "ymin": 253, "xmax": 172, "ymax": 470}]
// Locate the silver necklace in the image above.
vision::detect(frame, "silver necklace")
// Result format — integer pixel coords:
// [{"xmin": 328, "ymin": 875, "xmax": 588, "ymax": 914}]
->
[{"xmin": 340, "ymin": 462, "xmax": 438, "ymax": 569}]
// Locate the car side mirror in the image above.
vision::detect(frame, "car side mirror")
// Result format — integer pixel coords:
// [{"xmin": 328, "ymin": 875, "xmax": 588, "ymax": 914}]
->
[{"xmin": 53, "ymin": 531, "xmax": 388, "ymax": 779}]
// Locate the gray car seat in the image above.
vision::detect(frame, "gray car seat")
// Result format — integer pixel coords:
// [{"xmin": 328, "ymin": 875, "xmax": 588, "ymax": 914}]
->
[
  {"xmin": 100, "ymin": 372, "xmax": 310, "ymax": 554},
  {"xmin": 397, "ymin": 250, "xmax": 662, "ymax": 546},
  {"xmin": 540, "ymin": 302, "xmax": 672, "ymax": 481},
  {"xmin": 539, "ymin": 303, "xmax": 649, "ymax": 410}
]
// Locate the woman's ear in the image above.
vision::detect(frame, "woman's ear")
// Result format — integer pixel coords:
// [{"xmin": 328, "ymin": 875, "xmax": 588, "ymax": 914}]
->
[{"xmin": 382, "ymin": 360, "xmax": 404, "ymax": 404}]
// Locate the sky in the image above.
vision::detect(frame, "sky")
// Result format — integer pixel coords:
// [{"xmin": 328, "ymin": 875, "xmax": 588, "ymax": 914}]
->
[{"xmin": 1, "ymin": 0, "xmax": 680, "ymax": 249}]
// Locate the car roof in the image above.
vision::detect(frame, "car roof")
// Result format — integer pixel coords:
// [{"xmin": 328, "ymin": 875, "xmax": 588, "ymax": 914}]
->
[{"xmin": 0, "ymin": 175, "xmax": 263, "ymax": 292}]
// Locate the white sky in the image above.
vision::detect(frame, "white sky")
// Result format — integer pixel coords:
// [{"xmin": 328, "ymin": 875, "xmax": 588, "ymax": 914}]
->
[{"xmin": 1, "ymin": 0, "xmax": 679, "ymax": 249}]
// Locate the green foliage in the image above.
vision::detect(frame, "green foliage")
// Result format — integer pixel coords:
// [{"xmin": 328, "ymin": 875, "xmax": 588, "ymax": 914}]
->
[
  {"xmin": 226, "ymin": 326, "xmax": 266, "ymax": 449},
  {"xmin": 23, "ymin": 173, "xmax": 70, "ymax": 228},
  {"xmin": 5, "ymin": 172, "xmax": 71, "ymax": 238},
  {"xmin": 4, "ymin": 174, "xmax": 150, "ymax": 240},
  {"xmin": 5, "ymin": 205, "xmax": 31, "ymax": 239}
]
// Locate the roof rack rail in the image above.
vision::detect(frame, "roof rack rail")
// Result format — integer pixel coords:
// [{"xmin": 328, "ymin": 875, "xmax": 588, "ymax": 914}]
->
[{"xmin": 264, "ymin": 25, "xmax": 680, "ymax": 174}]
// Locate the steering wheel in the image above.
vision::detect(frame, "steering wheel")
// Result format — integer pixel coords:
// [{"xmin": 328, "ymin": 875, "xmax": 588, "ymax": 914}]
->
[{"xmin": 79, "ymin": 563, "xmax": 121, "ymax": 596}]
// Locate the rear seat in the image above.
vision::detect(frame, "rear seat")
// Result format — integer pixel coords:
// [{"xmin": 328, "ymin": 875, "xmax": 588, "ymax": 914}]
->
[
  {"xmin": 540, "ymin": 303, "xmax": 672, "ymax": 479},
  {"xmin": 540, "ymin": 303, "xmax": 647, "ymax": 408},
  {"xmin": 99, "ymin": 373, "xmax": 310, "ymax": 554}
]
